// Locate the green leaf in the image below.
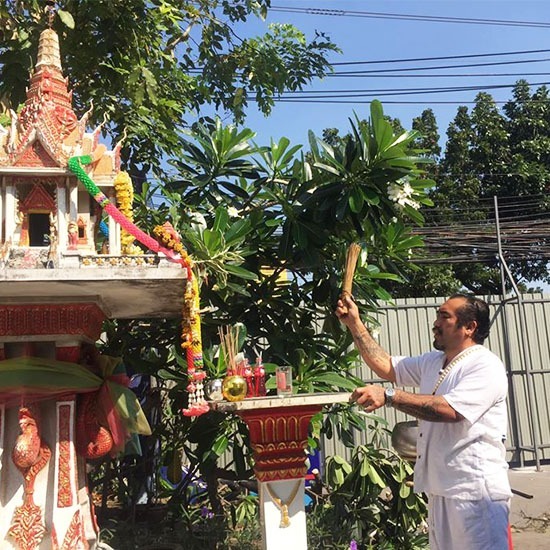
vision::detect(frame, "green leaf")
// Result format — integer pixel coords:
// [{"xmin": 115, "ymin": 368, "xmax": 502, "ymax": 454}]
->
[
  {"xmin": 360, "ymin": 459, "xmax": 371, "ymax": 478},
  {"xmin": 219, "ymin": 180, "xmax": 250, "ymax": 199},
  {"xmin": 213, "ymin": 207, "xmax": 229, "ymax": 233},
  {"xmin": 399, "ymin": 482, "xmax": 411, "ymax": 499},
  {"xmin": 349, "ymin": 187, "xmax": 365, "ymax": 213},
  {"xmin": 225, "ymin": 219, "xmax": 252, "ymax": 244},
  {"xmin": 202, "ymin": 229, "xmax": 222, "ymax": 251},
  {"xmin": 57, "ymin": 10, "xmax": 75, "ymax": 29},
  {"xmin": 212, "ymin": 434, "xmax": 229, "ymax": 456},
  {"xmin": 314, "ymin": 372, "xmax": 358, "ymax": 390},
  {"xmin": 367, "ymin": 464, "xmax": 386, "ymax": 488},
  {"xmin": 225, "ymin": 264, "xmax": 258, "ymax": 280}
]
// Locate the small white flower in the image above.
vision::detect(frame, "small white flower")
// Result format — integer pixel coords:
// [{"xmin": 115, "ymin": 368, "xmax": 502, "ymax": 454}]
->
[
  {"xmin": 402, "ymin": 182, "xmax": 414, "ymax": 197},
  {"xmin": 387, "ymin": 181, "xmax": 420, "ymax": 210},
  {"xmin": 387, "ymin": 182, "xmax": 402, "ymax": 202},
  {"xmin": 227, "ymin": 206, "xmax": 240, "ymax": 218}
]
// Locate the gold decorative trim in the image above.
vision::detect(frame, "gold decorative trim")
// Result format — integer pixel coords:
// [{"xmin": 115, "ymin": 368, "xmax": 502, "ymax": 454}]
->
[{"xmin": 265, "ymin": 480, "xmax": 301, "ymax": 528}]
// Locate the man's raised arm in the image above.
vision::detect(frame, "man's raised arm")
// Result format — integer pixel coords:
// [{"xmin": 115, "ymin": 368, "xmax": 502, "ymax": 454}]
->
[{"xmin": 335, "ymin": 295, "xmax": 396, "ymax": 383}]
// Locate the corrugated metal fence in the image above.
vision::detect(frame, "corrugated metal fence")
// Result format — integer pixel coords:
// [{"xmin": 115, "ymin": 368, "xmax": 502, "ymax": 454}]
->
[{"xmin": 321, "ymin": 293, "xmax": 550, "ymax": 468}]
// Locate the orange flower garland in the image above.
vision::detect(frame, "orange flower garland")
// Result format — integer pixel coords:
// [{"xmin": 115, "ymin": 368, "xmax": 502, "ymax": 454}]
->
[{"xmin": 153, "ymin": 222, "xmax": 208, "ymax": 417}]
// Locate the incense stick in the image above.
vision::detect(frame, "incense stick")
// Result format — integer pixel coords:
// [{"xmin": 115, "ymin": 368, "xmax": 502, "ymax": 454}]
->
[
  {"xmin": 219, "ymin": 325, "xmax": 240, "ymax": 375},
  {"xmin": 341, "ymin": 243, "xmax": 361, "ymax": 298}
]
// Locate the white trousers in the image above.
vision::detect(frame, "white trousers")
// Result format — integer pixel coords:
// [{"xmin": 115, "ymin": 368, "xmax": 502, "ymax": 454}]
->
[{"xmin": 428, "ymin": 490, "xmax": 510, "ymax": 550}]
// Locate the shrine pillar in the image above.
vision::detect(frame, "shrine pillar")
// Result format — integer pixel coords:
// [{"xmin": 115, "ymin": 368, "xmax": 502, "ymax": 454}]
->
[
  {"xmin": 4, "ymin": 183, "xmax": 16, "ymax": 244},
  {"xmin": 0, "ymin": 180, "xmax": 4, "ymax": 243},
  {"xmin": 0, "ymin": 302, "xmax": 106, "ymax": 549},
  {"xmin": 211, "ymin": 393, "xmax": 351, "ymax": 550},
  {"xmin": 107, "ymin": 199, "xmax": 120, "ymax": 255},
  {"xmin": 56, "ymin": 182, "xmax": 68, "ymax": 252}
]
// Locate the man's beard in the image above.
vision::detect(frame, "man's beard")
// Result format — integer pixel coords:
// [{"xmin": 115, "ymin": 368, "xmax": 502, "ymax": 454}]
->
[
  {"xmin": 433, "ymin": 331, "xmax": 444, "ymax": 351},
  {"xmin": 433, "ymin": 339, "xmax": 444, "ymax": 351}
]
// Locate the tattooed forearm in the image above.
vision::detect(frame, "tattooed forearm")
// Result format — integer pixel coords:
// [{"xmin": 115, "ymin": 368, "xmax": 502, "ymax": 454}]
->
[
  {"xmin": 353, "ymin": 331, "xmax": 389, "ymax": 363},
  {"xmin": 351, "ymin": 330, "xmax": 395, "ymax": 381},
  {"xmin": 395, "ymin": 402, "xmax": 447, "ymax": 422},
  {"xmin": 392, "ymin": 392, "xmax": 463, "ymax": 423}
]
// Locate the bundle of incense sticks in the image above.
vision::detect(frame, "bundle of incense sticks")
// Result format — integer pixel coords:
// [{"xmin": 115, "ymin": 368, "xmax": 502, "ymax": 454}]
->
[
  {"xmin": 219, "ymin": 325, "xmax": 241, "ymax": 375},
  {"xmin": 341, "ymin": 242, "xmax": 361, "ymax": 299}
]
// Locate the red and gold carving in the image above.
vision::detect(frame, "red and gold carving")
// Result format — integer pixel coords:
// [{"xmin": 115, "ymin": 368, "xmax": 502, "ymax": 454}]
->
[
  {"xmin": 8, "ymin": 406, "xmax": 52, "ymax": 550},
  {"xmin": 240, "ymin": 405, "xmax": 322, "ymax": 482},
  {"xmin": 0, "ymin": 304, "xmax": 105, "ymax": 341},
  {"xmin": 8, "ymin": 500, "xmax": 47, "ymax": 550},
  {"xmin": 19, "ymin": 216, "xmax": 30, "ymax": 246},
  {"xmin": 15, "ymin": 141, "xmax": 58, "ymax": 167},
  {"xmin": 57, "ymin": 403, "xmax": 74, "ymax": 508},
  {"xmin": 6, "ymin": 176, "xmax": 64, "ymax": 188},
  {"xmin": 51, "ymin": 510, "xmax": 89, "ymax": 550},
  {"xmin": 19, "ymin": 182, "xmax": 56, "ymax": 213},
  {"xmin": 76, "ymin": 392, "xmax": 113, "ymax": 459}
]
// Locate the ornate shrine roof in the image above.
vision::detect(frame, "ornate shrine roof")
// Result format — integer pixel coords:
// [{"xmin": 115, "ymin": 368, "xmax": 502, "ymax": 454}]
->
[{"xmin": 0, "ymin": 28, "xmax": 120, "ymax": 180}]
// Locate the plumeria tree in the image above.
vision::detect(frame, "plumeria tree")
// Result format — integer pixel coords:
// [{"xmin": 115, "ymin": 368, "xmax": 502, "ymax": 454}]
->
[{"xmin": 98, "ymin": 102, "xmax": 433, "ymax": 544}]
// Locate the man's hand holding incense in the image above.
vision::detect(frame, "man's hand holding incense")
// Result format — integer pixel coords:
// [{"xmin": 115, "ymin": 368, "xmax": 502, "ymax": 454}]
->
[{"xmin": 335, "ymin": 294, "xmax": 364, "ymax": 334}]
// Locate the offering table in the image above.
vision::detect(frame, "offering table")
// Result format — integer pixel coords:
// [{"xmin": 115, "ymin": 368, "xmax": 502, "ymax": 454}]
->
[{"xmin": 210, "ymin": 392, "xmax": 351, "ymax": 550}]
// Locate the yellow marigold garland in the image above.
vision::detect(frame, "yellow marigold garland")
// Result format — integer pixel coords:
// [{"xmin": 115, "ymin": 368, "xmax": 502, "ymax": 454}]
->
[
  {"xmin": 114, "ymin": 171, "xmax": 142, "ymax": 255},
  {"xmin": 153, "ymin": 222, "xmax": 207, "ymax": 416}
]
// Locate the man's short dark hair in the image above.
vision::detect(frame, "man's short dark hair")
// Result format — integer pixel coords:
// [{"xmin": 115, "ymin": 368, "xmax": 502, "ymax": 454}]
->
[{"xmin": 450, "ymin": 293, "xmax": 490, "ymax": 344}]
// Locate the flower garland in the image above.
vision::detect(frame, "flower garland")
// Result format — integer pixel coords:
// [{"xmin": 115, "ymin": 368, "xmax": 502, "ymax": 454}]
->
[
  {"xmin": 153, "ymin": 222, "xmax": 208, "ymax": 416},
  {"xmin": 152, "ymin": 222, "xmax": 191, "ymax": 266},
  {"xmin": 68, "ymin": 155, "xmax": 208, "ymax": 417},
  {"xmin": 113, "ymin": 171, "xmax": 141, "ymax": 255}
]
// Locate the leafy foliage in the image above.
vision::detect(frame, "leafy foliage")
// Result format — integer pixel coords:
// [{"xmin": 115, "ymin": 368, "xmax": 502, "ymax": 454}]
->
[
  {"xmin": 426, "ymin": 85, "xmax": 550, "ymax": 293},
  {"xmin": 94, "ymin": 103, "xmax": 434, "ymax": 527},
  {"xmin": 307, "ymin": 414, "xmax": 428, "ymax": 550}
]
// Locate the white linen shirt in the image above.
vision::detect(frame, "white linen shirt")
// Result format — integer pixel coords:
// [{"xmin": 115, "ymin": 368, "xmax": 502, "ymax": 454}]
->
[{"xmin": 393, "ymin": 345, "xmax": 512, "ymax": 501}]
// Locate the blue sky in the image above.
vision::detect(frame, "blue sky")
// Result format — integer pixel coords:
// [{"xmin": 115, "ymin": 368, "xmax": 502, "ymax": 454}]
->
[{"xmin": 214, "ymin": 0, "xmax": 550, "ymax": 150}]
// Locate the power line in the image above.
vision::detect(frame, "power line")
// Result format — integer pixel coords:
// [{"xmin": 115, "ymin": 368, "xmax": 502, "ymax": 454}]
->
[
  {"xmin": 329, "ymin": 58, "xmax": 550, "ymax": 74},
  {"xmin": 280, "ymin": 81, "xmax": 550, "ymax": 97},
  {"xmin": 270, "ymin": 5, "xmax": 550, "ymax": 29},
  {"xmin": 329, "ymin": 48, "xmax": 550, "ymax": 66},
  {"xmin": 329, "ymin": 73, "xmax": 550, "ymax": 79}
]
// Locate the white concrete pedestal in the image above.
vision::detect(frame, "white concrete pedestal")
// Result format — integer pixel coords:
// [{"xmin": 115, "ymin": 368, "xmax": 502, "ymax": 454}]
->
[{"xmin": 211, "ymin": 392, "xmax": 351, "ymax": 550}]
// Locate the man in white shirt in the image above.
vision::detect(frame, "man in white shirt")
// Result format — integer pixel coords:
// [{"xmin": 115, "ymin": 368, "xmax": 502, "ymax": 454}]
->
[{"xmin": 335, "ymin": 293, "xmax": 512, "ymax": 550}]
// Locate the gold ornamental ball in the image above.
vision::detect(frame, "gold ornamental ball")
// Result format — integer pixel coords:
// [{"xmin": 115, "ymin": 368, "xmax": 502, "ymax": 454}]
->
[{"xmin": 222, "ymin": 375, "xmax": 247, "ymax": 402}]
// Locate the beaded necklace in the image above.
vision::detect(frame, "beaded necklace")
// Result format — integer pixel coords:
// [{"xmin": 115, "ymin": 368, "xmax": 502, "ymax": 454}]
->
[{"xmin": 431, "ymin": 345, "xmax": 481, "ymax": 395}]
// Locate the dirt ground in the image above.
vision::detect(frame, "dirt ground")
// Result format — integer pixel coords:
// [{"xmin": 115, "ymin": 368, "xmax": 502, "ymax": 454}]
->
[{"xmin": 509, "ymin": 466, "xmax": 550, "ymax": 550}]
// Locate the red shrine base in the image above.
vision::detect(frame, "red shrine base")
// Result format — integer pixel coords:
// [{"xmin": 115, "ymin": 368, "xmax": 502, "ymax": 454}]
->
[
  {"xmin": 241, "ymin": 405, "xmax": 323, "ymax": 481},
  {"xmin": 0, "ymin": 302, "xmax": 107, "ymax": 549},
  {"xmin": 210, "ymin": 393, "xmax": 351, "ymax": 550}
]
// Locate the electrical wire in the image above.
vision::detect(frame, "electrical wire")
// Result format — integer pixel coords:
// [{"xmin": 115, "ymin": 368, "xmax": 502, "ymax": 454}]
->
[
  {"xmin": 329, "ymin": 49, "xmax": 550, "ymax": 66},
  {"xmin": 328, "ymin": 73, "xmax": 550, "ymax": 79},
  {"xmin": 270, "ymin": 5, "xmax": 550, "ymax": 30},
  {"xmin": 329, "ymin": 57, "xmax": 550, "ymax": 74},
  {"xmin": 279, "ymin": 81, "xmax": 550, "ymax": 97}
]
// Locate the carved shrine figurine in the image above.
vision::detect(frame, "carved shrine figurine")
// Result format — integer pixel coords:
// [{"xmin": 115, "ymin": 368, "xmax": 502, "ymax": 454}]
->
[
  {"xmin": 67, "ymin": 221, "xmax": 78, "ymax": 249},
  {"xmin": 75, "ymin": 392, "xmax": 114, "ymax": 459},
  {"xmin": 8, "ymin": 406, "xmax": 52, "ymax": 550}
]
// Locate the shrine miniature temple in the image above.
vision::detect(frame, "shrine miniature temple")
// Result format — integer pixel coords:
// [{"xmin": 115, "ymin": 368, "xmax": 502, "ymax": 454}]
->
[{"xmin": 0, "ymin": 24, "xmax": 187, "ymax": 550}]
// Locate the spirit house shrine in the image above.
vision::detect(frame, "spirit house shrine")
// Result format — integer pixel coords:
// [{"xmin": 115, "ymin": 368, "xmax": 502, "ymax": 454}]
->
[{"xmin": 0, "ymin": 23, "xmax": 187, "ymax": 550}]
